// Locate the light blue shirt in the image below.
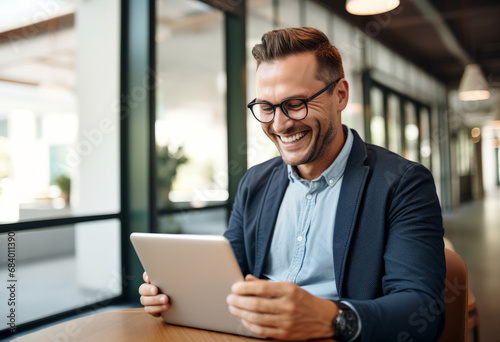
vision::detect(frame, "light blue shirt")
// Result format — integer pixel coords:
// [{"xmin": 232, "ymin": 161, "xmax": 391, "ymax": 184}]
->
[{"xmin": 262, "ymin": 128, "xmax": 354, "ymax": 300}]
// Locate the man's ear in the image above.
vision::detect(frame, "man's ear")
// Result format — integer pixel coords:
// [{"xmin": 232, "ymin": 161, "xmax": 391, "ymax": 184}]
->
[{"xmin": 335, "ymin": 78, "xmax": 349, "ymax": 112}]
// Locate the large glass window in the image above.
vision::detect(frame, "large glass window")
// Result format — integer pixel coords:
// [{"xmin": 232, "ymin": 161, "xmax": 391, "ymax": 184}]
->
[
  {"xmin": 246, "ymin": 0, "xmax": 280, "ymax": 168},
  {"xmin": 155, "ymin": 0, "xmax": 229, "ymax": 236},
  {"xmin": 0, "ymin": 0, "xmax": 121, "ymax": 331},
  {"xmin": 370, "ymin": 87, "xmax": 386, "ymax": 148},
  {"xmin": 420, "ymin": 107, "xmax": 432, "ymax": 170},
  {"xmin": 0, "ymin": 220, "xmax": 120, "ymax": 325},
  {"xmin": 387, "ymin": 94, "xmax": 402, "ymax": 154},
  {"xmin": 0, "ymin": 1, "xmax": 120, "ymax": 222},
  {"xmin": 404, "ymin": 101, "xmax": 419, "ymax": 162},
  {"xmin": 156, "ymin": 0, "xmax": 226, "ymax": 211}
]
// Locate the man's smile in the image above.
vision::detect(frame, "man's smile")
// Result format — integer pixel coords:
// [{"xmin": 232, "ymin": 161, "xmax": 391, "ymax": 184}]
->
[{"xmin": 277, "ymin": 131, "xmax": 309, "ymax": 144}]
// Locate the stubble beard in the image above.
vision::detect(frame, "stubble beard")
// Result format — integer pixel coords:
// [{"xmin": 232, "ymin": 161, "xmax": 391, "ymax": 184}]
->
[{"xmin": 276, "ymin": 121, "xmax": 338, "ymax": 167}]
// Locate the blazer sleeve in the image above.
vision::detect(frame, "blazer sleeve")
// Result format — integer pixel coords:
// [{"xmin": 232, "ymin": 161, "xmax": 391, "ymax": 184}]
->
[
  {"xmin": 345, "ymin": 163, "xmax": 446, "ymax": 342},
  {"xmin": 224, "ymin": 171, "xmax": 250, "ymax": 276}
]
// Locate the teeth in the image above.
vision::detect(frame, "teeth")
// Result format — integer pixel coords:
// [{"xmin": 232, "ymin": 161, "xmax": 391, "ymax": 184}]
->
[{"xmin": 280, "ymin": 132, "xmax": 306, "ymax": 143}]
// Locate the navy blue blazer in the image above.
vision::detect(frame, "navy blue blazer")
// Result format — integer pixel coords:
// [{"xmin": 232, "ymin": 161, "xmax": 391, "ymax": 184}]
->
[{"xmin": 224, "ymin": 128, "xmax": 445, "ymax": 341}]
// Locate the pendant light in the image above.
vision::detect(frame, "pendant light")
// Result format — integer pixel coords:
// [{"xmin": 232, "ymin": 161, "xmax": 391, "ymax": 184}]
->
[
  {"xmin": 345, "ymin": 0, "xmax": 400, "ymax": 15},
  {"xmin": 458, "ymin": 64, "xmax": 490, "ymax": 101}
]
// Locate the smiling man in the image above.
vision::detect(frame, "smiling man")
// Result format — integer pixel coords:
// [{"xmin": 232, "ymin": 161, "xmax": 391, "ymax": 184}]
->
[{"xmin": 139, "ymin": 27, "xmax": 446, "ymax": 342}]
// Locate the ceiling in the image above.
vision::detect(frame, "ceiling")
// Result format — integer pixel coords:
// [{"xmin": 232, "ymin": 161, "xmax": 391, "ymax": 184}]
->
[
  {"xmin": 1, "ymin": 0, "xmax": 498, "ymax": 102},
  {"xmin": 317, "ymin": 0, "xmax": 500, "ymax": 90}
]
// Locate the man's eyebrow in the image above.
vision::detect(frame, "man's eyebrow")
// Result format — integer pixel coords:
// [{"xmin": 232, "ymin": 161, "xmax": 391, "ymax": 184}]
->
[{"xmin": 256, "ymin": 93, "xmax": 309, "ymax": 103}]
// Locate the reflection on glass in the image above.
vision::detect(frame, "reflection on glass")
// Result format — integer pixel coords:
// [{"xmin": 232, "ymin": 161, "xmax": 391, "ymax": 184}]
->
[
  {"xmin": 387, "ymin": 94, "xmax": 401, "ymax": 154},
  {"xmin": 370, "ymin": 87, "xmax": 386, "ymax": 147},
  {"xmin": 404, "ymin": 102, "xmax": 419, "ymax": 162},
  {"xmin": 156, "ymin": 0, "xmax": 227, "ymax": 209}
]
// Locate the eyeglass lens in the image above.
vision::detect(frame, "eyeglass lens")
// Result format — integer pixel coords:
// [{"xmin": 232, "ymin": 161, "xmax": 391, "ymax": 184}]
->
[{"xmin": 252, "ymin": 99, "xmax": 307, "ymax": 123}]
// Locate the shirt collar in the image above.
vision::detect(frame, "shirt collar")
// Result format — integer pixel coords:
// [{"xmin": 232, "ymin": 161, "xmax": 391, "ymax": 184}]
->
[{"xmin": 287, "ymin": 126, "xmax": 354, "ymax": 189}]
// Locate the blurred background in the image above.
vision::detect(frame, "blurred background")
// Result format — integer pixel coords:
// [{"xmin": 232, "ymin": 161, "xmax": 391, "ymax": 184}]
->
[{"xmin": 0, "ymin": 0, "xmax": 499, "ymax": 340}]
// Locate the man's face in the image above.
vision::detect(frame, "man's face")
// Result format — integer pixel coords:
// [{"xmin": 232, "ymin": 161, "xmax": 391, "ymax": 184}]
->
[{"xmin": 255, "ymin": 52, "xmax": 347, "ymax": 171}]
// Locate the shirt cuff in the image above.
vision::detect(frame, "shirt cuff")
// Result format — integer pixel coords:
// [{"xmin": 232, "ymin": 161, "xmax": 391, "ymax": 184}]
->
[{"xmin": 340, "ymin": 300, "xmax": 362, "ymax": 342}]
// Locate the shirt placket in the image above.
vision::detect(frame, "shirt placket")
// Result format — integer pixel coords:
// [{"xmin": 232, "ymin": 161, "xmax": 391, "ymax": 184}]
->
[{"xmin": 285, "ymin": 182, "xmax": 319, "ymax": 283}]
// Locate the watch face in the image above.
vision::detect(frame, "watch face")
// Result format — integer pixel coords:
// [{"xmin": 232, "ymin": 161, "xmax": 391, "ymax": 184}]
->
[
  {"xmin": 343, "ymin": 311, "xmax": 357, "ymax": 335},
  {"xmin": 334, "ymin": 306, "xmax": 358, "ymax": 340}
]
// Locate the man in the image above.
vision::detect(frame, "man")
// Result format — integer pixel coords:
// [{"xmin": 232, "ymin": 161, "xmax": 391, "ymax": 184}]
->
[{"xmin": 139, "ymin": 27, "xmax": 445, "ymax": 342}]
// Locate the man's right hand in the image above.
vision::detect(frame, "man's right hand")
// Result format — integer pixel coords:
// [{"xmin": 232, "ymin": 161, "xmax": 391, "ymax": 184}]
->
[{"xmin": 139, "ymin": 271, "xmax": 169, "ymax": 317}]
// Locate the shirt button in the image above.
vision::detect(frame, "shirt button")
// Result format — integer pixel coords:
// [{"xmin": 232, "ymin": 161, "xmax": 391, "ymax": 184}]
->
[
  {"xmin": 329, "ymin": 179, "xmax": 334, "ymax": 185},
  {"xmin": 297, "ymin": 236, "xmax": 303, "ymax": 242},
  {"xmin": 306, "ymin": 194, "xmax": 312, "ymax": 200}
]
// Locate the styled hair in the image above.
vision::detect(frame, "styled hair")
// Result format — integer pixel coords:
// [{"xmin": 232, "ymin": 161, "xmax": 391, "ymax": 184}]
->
[{"xmin": 252, "ymin": 27, "xmax": 344, "ymax": 91}]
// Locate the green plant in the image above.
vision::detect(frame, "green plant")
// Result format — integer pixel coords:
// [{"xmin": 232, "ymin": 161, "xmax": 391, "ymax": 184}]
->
[
  {"xmin": 55, "ymin": 174, "xmax": 71, "ymax": 194},
  {"xmin": 157, "ymin": 144, "xmax": 188, "ymax": 207}
]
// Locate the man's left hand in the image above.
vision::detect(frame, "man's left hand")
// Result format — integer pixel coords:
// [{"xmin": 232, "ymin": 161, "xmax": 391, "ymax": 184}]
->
[{"xmin": 226, "ymin": 275, "xmax": 337, "ymax": 341}]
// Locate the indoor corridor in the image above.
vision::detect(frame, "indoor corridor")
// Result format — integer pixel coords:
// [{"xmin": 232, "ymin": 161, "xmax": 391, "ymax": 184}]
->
[{"xmin": 443, "ymin": 187, "xmax": 500, "ymax": 342}]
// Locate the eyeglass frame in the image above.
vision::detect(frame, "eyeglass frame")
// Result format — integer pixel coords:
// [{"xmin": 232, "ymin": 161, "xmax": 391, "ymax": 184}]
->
[{"xmin": 247, "ymin": 77, "xmax": 342, "ymax": 123}]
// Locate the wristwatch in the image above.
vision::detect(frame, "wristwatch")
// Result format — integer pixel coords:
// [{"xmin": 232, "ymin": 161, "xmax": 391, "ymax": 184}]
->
[{"xmin": 332, "ymin": 302, "xmax": 359, "ymax": 341}]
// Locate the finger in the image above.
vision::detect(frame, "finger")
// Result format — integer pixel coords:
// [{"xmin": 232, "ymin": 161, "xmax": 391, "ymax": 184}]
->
[
  {"xmin": 144, "ymin": 303, "xmax": 169, "ymax": 316},
  {"xmin": 143, "ymin": 272, "xmax": 150, "ymax": 284},
  {"xmin": 139, "ymin": 283, "xmax": 160, "ymax": 296},
  {"xmin": 231, "ymin": 279, "xmax": 284, "ymax": 298},
  {"xmin": 140, "ymin": 293, "xmax": 169, "ymax": 306},
  {"xmin": 227, "ymin": 294, "xmax": 278, "ymax": 314},
  {"xmin": 228, "ymin": 305, "xmax": 281, "ymax": 327},
  {"xmin": 241, "ymin": 319, "xmax": 284, "ymax": 340},
  {"xmin": 245, "ymin": 274, "xmax": 258, "ymax": 281}
]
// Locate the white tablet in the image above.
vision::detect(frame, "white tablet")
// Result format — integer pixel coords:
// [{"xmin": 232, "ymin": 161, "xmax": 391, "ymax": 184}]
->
[{"xmin": 130, "ymin": 232, "xmax": 263, "ymax": 338}]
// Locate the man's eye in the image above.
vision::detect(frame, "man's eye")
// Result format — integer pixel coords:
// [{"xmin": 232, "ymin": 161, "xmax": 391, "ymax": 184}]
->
[
  {"xmin": 259, "ymin": 105, "xmax": 274, "ymax": 113},
  {"xmin": 285, "ymin": 100, "xmax": 305, "ymax": 111}
]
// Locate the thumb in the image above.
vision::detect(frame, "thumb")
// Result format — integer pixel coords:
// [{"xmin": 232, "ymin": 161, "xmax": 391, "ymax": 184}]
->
[{"xmin": 245, "ymin": 274, "xmax": 258, "ymax": 281}]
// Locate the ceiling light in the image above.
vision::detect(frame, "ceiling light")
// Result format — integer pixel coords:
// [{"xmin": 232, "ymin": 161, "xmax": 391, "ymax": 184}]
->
[
  {"xmin": 345, "ymin": 0, "xmax": 400, "ymax": 15},
  {"xmin": 458, "ymin": 64, "xmax": 490, "ymax": 101}
]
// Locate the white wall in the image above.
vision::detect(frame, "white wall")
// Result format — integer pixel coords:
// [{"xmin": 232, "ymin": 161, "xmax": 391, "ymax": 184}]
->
[{"xmin": 74, "ymin": 0, "xmax": 121, "ymax": 290}]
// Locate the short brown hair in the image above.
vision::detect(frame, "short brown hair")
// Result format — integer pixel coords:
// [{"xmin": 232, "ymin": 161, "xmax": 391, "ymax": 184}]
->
[{"xmin": 252, "ymin": 27, "xmax": 344, "ymax": 90}]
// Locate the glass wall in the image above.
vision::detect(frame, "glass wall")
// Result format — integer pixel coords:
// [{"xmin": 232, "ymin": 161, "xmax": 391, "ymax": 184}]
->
[
  {"xmin": 246, "ymin": 0, "xmax": 280, "ymax": 168},
  {"xmin": 0, "ymin": 0, "xmax": 121, "ymax": 332},
  {"xmin": 0, "ymin": 220, "xmax": 120, "ymax": 325},
  {"xmin": 370, "ymin": 87, "xmax": 386, "ymax": 148},
  {"xmin": 420, "ymin": 107, "xmax": 432, "ymax": 170},
  {"xmin": 0, "ymin": 1, "xmax": 120, "ymax": 222},
  {"xmin": 404, "ymin": 101, "xmax": 419, "ymax": 162},
  {"xmin": 387, "ymin": 94, "xmax": 402, "ymax": 154},
  {"xmin": 155, "ymin": 0, "xmax": 228, "ymax": 234}
]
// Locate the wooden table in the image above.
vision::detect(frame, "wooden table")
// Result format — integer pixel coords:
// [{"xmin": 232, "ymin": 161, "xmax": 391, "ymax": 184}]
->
[{"xmin": 13, "ymin": 308, "xmax": 336, "ymax": 342}]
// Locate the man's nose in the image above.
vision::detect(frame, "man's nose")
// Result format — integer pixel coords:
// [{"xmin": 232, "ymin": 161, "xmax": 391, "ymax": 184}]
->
[{"xmin": 272, "ymin": 107, "xmax": 294, "ymax": 133}]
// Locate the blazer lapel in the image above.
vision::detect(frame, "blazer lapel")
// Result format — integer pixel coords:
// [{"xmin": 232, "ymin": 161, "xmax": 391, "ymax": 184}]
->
[
  {"xmin": 254, "ymin": 163, "xmax": 289, "ymax": 278},
  {"xmin": 334, "ymin": 130, "xmax": 369, "ymax": 296}
]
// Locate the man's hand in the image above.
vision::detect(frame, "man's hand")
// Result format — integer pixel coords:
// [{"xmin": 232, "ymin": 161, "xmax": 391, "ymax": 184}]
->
[
  {"xmin": 226, "ymin": 275, "xmax": 338, "ymax": 341},
  {"xmin": 138, "ymin": 272, "xmax": 169, "ymax": 317}
]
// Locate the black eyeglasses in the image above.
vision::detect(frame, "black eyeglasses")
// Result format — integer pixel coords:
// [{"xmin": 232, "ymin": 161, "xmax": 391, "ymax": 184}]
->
[{"xmin": 247, "ymin": 78, "xmax": 341, "ymax": 123}]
